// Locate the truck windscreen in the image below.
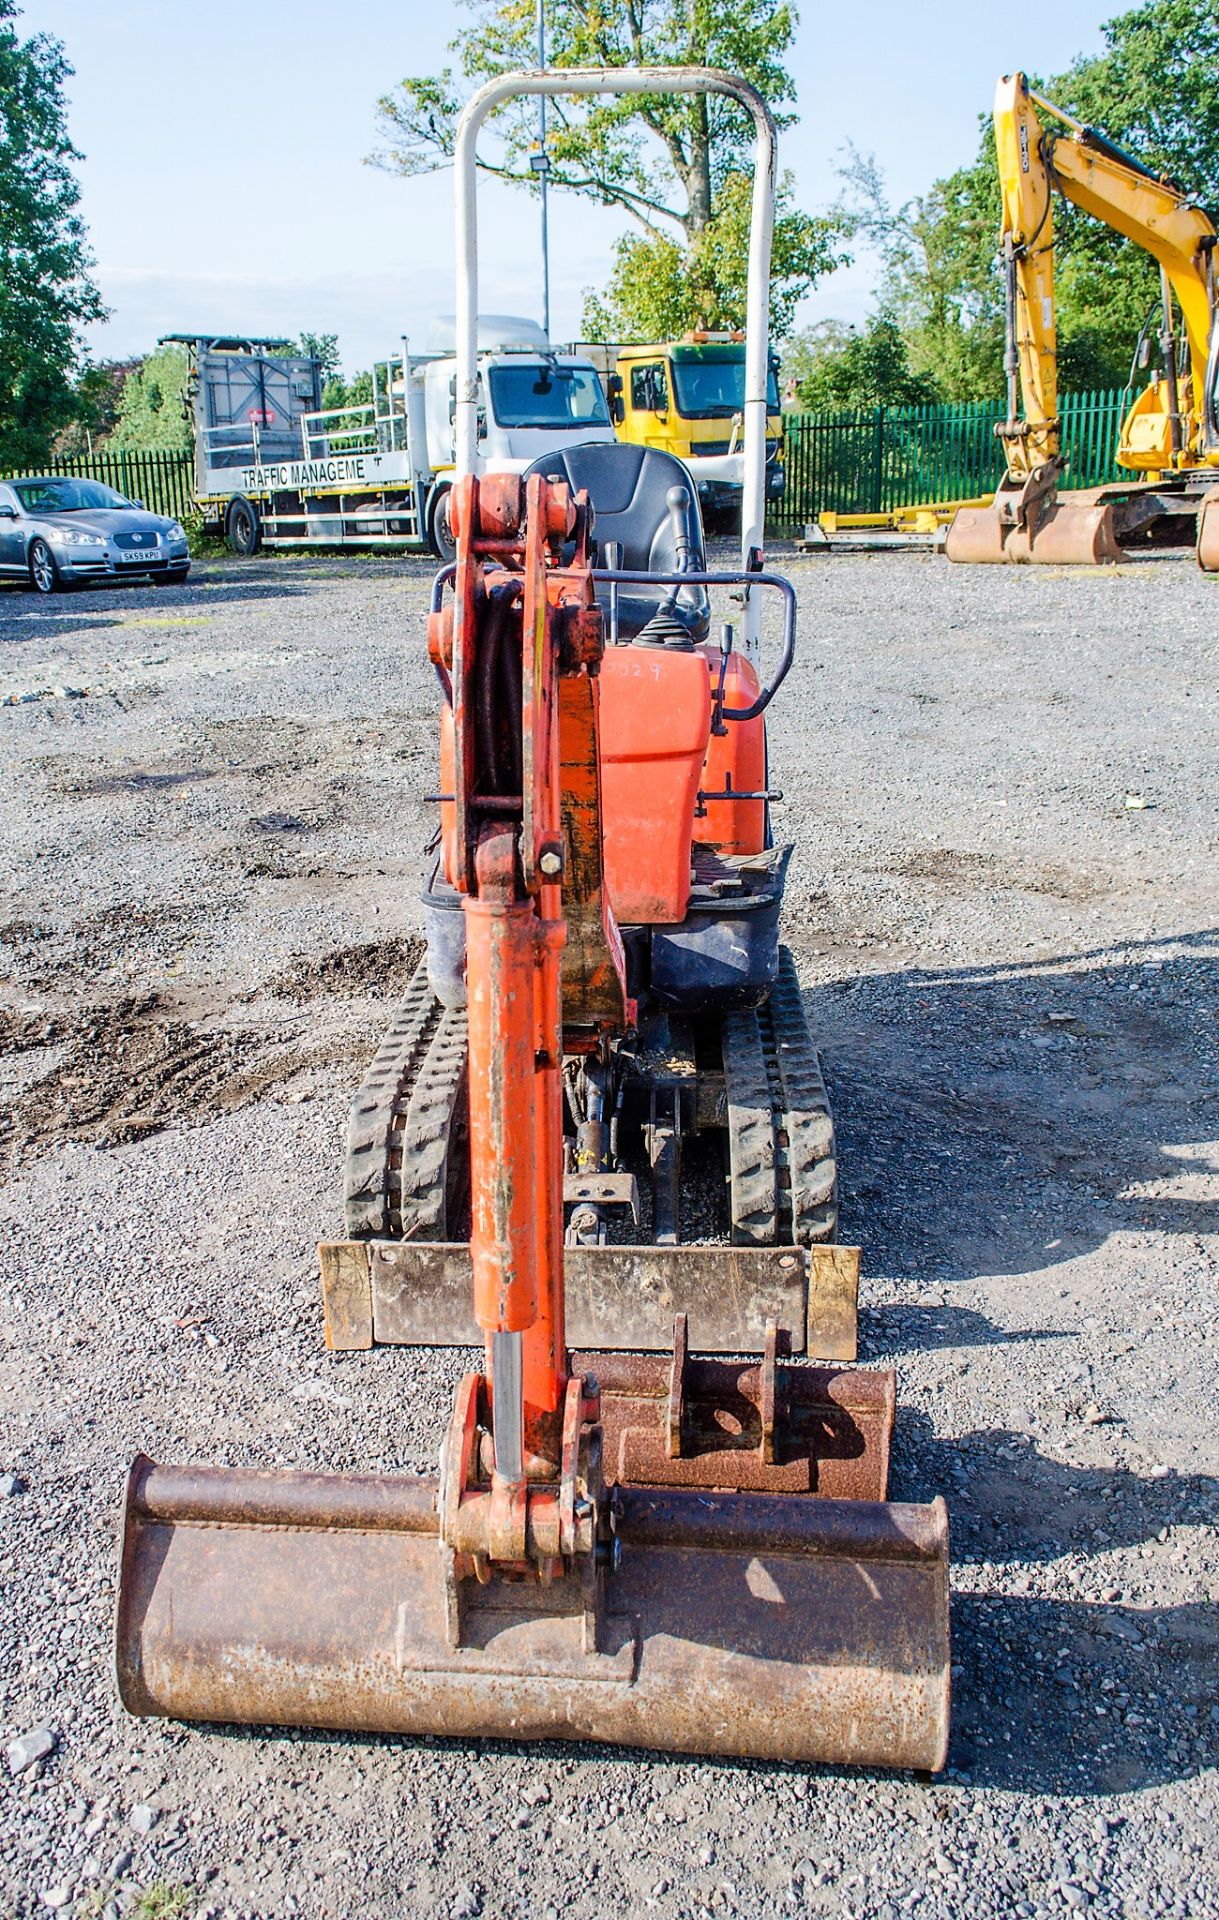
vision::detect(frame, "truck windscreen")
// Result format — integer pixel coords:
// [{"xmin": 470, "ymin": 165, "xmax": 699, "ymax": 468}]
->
[
  {"xmin": 670, "ymin": 360, "xmax": 781, "ymax": 420},
  {"xmin": 487, "ymin": 364, "xmax": 611, "ymax": 430}
]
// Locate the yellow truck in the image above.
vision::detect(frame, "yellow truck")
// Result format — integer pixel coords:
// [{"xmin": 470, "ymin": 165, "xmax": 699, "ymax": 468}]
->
[{"xmin": 576, "ymin": 332, "xmax": 786, "ymax": 521}]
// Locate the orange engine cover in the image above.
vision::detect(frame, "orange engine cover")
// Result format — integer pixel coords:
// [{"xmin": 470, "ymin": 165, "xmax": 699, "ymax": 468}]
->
[
  {"xmin": 694, "ymin": 647, "xmax": 766, "ymax": 856},
  {"xmin": 598, "ymin": 647, "xmax": 712, "ymax": 925}
]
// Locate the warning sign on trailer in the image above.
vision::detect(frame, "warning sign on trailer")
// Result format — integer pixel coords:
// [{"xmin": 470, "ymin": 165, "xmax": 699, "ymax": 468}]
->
[
  {"xmin": 235, "ymin": 450, "xmax": 417, "ymax": 494},
  {"xmin": 240, "ymin": 456, "xmax": 371, "ymax": 491}
]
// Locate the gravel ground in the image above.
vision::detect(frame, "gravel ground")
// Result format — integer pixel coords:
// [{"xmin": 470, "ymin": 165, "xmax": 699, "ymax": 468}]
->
[{"xmin": 0, "ymin": 542, "xmax": 1215, "ymax": 1920}]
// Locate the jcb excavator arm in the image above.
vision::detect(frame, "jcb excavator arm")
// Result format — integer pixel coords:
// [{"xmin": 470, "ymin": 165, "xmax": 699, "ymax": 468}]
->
[
  {"xmin": 996, "ymin": 72, "xmax": 1216, "ymax": 478},
  {"xmin": 948, "ymin": 71, "xmax": 1219, "ymax": 564}
]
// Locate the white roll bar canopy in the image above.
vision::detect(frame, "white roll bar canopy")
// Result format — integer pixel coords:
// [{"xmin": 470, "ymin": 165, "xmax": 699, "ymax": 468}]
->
[{"xmin": 453, "ymin": 67, "xmax": 777, "ymax": 649}]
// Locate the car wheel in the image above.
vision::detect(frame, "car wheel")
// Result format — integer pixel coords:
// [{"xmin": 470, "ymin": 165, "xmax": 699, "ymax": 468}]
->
[
  {"xmin": 226, "ymin": 497, "xmax": 262, "ymax": 557},
  {"xmin": 427, "ymin": 484, "xmax": 456, "ymax": 563},
  {"xmin": 28, "ymin": 539, "xmax": 61, "ymax": 595}
]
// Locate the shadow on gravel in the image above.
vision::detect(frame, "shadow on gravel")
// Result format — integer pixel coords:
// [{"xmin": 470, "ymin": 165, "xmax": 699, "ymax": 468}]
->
[
  {"xmin": 805, "ymin": 928, "xmax": 1219, "ymax": 1291},
  {"xmin": 0, "ymin": 609, "xmax": 134, "ymax": 646},
  {"xmin": 892, "ymin": 1416, "xmax": 1219, "ymax": 1565},
  {"xmin": 883, "ymin": 1415, "xmax": 1219, "ymax": 1793},
  {"xmin": 859, "ymin": 1301, "xmax": 1063, "ymax": 1352},
  {"xmin": 948, "ymin": 1591, "xmax": 1218, "ymax": 1793},
  {"xmin": 0, "ymin": 570, "xmax": 316, "ymax": 619}
]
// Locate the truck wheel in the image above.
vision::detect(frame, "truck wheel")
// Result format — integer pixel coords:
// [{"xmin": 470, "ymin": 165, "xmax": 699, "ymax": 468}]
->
[
  {"xmin": 226, "ymin": 497, "xmax": 262, "ymax": 557},
  {"xmin": 427, "ymin": 485, "xmax": 456, "ymax": 562}
]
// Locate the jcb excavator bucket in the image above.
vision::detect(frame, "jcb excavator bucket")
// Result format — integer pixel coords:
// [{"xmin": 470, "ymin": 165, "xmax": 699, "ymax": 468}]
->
[
  {"xmin": 116, "ymin": 1455, "xmax": 950, "ymax": 1770},
  {"xmin": 946, "ymin": 499, "xmax": 1122, "ymax": 565},
  {"xmin": 1196, "ymin": 489, "xmax": 1219, "ymax": 571}
]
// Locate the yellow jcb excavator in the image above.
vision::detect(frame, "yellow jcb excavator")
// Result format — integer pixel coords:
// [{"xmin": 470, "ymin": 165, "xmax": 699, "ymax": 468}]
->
[{"xmin": 947, "ymin": 72, "xmax": 1219, "ymax": 567}]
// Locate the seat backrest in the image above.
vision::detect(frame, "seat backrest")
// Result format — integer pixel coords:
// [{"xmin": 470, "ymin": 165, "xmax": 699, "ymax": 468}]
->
[
  {"xmin": 522, "ymin": 441, "xmax": 708, "ymax": 642},
  {"xmin": 523, "ymin": 440, "xmax": 706, "ymax": 569}
]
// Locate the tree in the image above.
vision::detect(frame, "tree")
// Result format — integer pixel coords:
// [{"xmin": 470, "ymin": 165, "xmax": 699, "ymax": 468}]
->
[
  {"xmin": 840, "ymin": 0, "xmax": 1219, "ymax": 397},
  {"xmin": 835, "ymin": 145, "xmax": 1005, "ymax": 402},
  {"xmin": 54, "ymin": 358, "xmax": 138, "ymax": 454},
  {"xmin": 111, "ymin": 343, "xmax": 191, "ymax": 452},
  {"xmin": 317, "ymin": 366, "xmax": 373, "ymax": 412},
  {"xmin": 293, "ymin": 332, "xmax": 350, "ymax": 411},
  {"xmin": 0, "ymin": 3, "xmax": 106, "ymax": 467},
  {"xmin": 582, "ymin": 170, "xmax": 843, "ymax": 340},
  {"xmin": 783, "ymin": 314, "xmax": 941, "ymax": 411},
  {"xmin": 295, "ymin": 331, "xmax": 342, "ymax": 385},
  {"xmin": 1034, "ymin": 0, "xmax": 1219, "ymax": 384},
  {"xmin": 372, "ymin": 0, "xmax": 846, "ymax": 338}
]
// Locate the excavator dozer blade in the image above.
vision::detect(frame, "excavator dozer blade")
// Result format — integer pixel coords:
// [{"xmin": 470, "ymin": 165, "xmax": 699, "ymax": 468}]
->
[
  {"xmin": 1196, "ymin": 490, "xmax": 1219, "ymax": 571},
  {"xmin": 946, "ymin": 501, "xmax": 1122, "ymax": 565},
  {"xmin": 116, "ymin": 1456, "xmax": 950, "ymax": 1771}
]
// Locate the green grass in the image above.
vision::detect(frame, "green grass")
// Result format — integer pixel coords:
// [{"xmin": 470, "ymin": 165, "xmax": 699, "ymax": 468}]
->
[
  {"xmin": 133, "ymin": 1886, "xmax": 193, "ymax": 1920},
  {"xmin": 74, "ymin": 1881, "xmax": 194, "ymax": 1920}
]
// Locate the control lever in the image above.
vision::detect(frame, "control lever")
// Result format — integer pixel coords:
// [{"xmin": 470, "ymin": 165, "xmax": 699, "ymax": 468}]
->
[
  {"xmin": 604, "ymin": 539, "xmax": 623, "ymax": 644},
  {"xmin": 666, "ymin": 484, "xmax": 697, "ymax": 573}
]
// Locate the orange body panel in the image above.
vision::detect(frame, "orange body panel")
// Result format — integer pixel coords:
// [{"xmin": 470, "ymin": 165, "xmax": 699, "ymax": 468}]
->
[
  {"xmin": 694, "ymin": 648, "xmax": 766, "ymax": 855},
  {"xmin": 598, "ymin": 647, "xmax": 712, "ymax": 925}
]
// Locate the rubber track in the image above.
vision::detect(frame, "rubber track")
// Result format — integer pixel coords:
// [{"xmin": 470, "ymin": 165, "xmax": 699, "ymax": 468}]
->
[
  {"xmin": 343, "ymin": 959, "xmax": 468, "ymax": 1240},
  {"xmin": 723, "ymin": 947, "xmax": 837, "ymax": 1247}
]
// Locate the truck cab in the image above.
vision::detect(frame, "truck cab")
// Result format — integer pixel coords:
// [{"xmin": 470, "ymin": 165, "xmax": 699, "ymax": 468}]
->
[
  {"xmin": 585, "ymin": 334, "xmax": 785, "ymax": 520},
  {"xmin": 420, "ymin": 315, "xmax": 618, "ymax": 554}
]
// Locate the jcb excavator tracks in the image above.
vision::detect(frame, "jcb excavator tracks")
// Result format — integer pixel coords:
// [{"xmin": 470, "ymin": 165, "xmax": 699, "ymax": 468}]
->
[
  {"xmin": 724, "ymin": 947, "xmax": 837, "ymax": 1247},
  {"xmin": 343, "ymin": 959, "xmax": 467, "ymax": 1241}
]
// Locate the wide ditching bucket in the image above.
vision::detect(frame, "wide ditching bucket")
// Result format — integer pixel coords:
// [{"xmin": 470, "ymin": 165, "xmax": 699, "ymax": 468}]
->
[
  {"xmin": 947, "ymin": 498, "xmax": 1122, "ymax": 565},
  {"xmin": 117, "ymin": 1451, "xmax": 949, "ymax": 1770}
]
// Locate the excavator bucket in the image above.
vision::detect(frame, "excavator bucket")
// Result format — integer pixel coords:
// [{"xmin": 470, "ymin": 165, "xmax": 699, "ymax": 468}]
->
[
  {"xmin": 116, "ymin": 1456, "xmax": 950, "ymax": 1770},
  {"xmin": 946, "ymin": 499, "xmax": 1122, "ymax": 565},
  {"xmin": 1196, "ymin": 489, "xmax": 1219, "ymax": 571}
]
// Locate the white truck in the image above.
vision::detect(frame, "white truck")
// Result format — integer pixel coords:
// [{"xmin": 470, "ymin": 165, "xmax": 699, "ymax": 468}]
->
[{"xmin": 171, "ymin": 318, "xmax": 617, "ymax": 560}]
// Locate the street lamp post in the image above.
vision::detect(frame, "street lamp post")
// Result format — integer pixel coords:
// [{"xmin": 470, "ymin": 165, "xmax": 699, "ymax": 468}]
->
[{"xmin": 531, "ymin": 0, "xmax": 551, "ymax": 339}]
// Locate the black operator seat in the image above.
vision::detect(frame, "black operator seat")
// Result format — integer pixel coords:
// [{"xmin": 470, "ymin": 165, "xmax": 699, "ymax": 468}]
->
[{"xmin": 521, "ymin": 441, "xmax": 710, "ymax": 645}]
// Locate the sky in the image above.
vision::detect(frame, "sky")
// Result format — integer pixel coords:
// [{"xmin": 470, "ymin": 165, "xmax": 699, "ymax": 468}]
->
[{"xmin": 27, "ymin": 0, "xmax": 1123, "ymax": 374}]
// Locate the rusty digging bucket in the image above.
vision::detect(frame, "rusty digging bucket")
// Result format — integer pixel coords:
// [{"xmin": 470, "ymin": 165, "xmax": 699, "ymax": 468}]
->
[
  {"xmin": 946, "ymin": 499, "xmax": 1122, "ymax": 565},
  {"xmin": 116, "ymin": 1356, "xmax": 951, "ymax": 1772},
  {"xmin": 1196, "ymin": 489, "xmax": 1219, "ymax": 571}
]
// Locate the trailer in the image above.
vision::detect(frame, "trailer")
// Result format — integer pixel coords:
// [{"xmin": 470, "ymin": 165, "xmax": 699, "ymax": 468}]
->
[{"xmin": 167, "ymin": 320, "xmax": 616, "ymax": 560}]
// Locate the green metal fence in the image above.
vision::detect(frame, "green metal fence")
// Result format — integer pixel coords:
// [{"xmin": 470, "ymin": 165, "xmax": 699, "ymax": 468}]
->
[
  {"xmin": 0, "ymin": 449, "xmax": 196, "ymax": 521},
  {"xmin": 1059, "ymin": 387, "xmax": 1130, "ymax": 490},
  {"xmin": 773, "ymin": 387, "xmax": 1129, "ymax": 529},
  {"xmin": 7, "ymin": 396, "xmax": 1133, "ymax": 537}
]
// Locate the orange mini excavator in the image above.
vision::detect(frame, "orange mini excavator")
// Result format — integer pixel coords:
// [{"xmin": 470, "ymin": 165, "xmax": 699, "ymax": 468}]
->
[{"xmin": 115, "ymin": 68, "xmax": 950, "ymax": 1771}]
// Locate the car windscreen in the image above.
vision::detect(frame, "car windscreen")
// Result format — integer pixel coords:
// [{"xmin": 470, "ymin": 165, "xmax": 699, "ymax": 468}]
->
[
  {"xmin": 670, "ymin": 359, "xmax": 781, "ymax": 420},
  {"xmin": 486, "ymin": 364, "xmax": 611, "ymax": 430},
  {"xmin": 12, "ymin": 478, "xmax": 134, "ymax": 513}
]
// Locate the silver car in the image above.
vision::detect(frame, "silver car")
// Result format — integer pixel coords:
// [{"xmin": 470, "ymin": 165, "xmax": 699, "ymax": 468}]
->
[{"xmin": 0, "ymin": 475, "xmax": 191, "ymax": 594}]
